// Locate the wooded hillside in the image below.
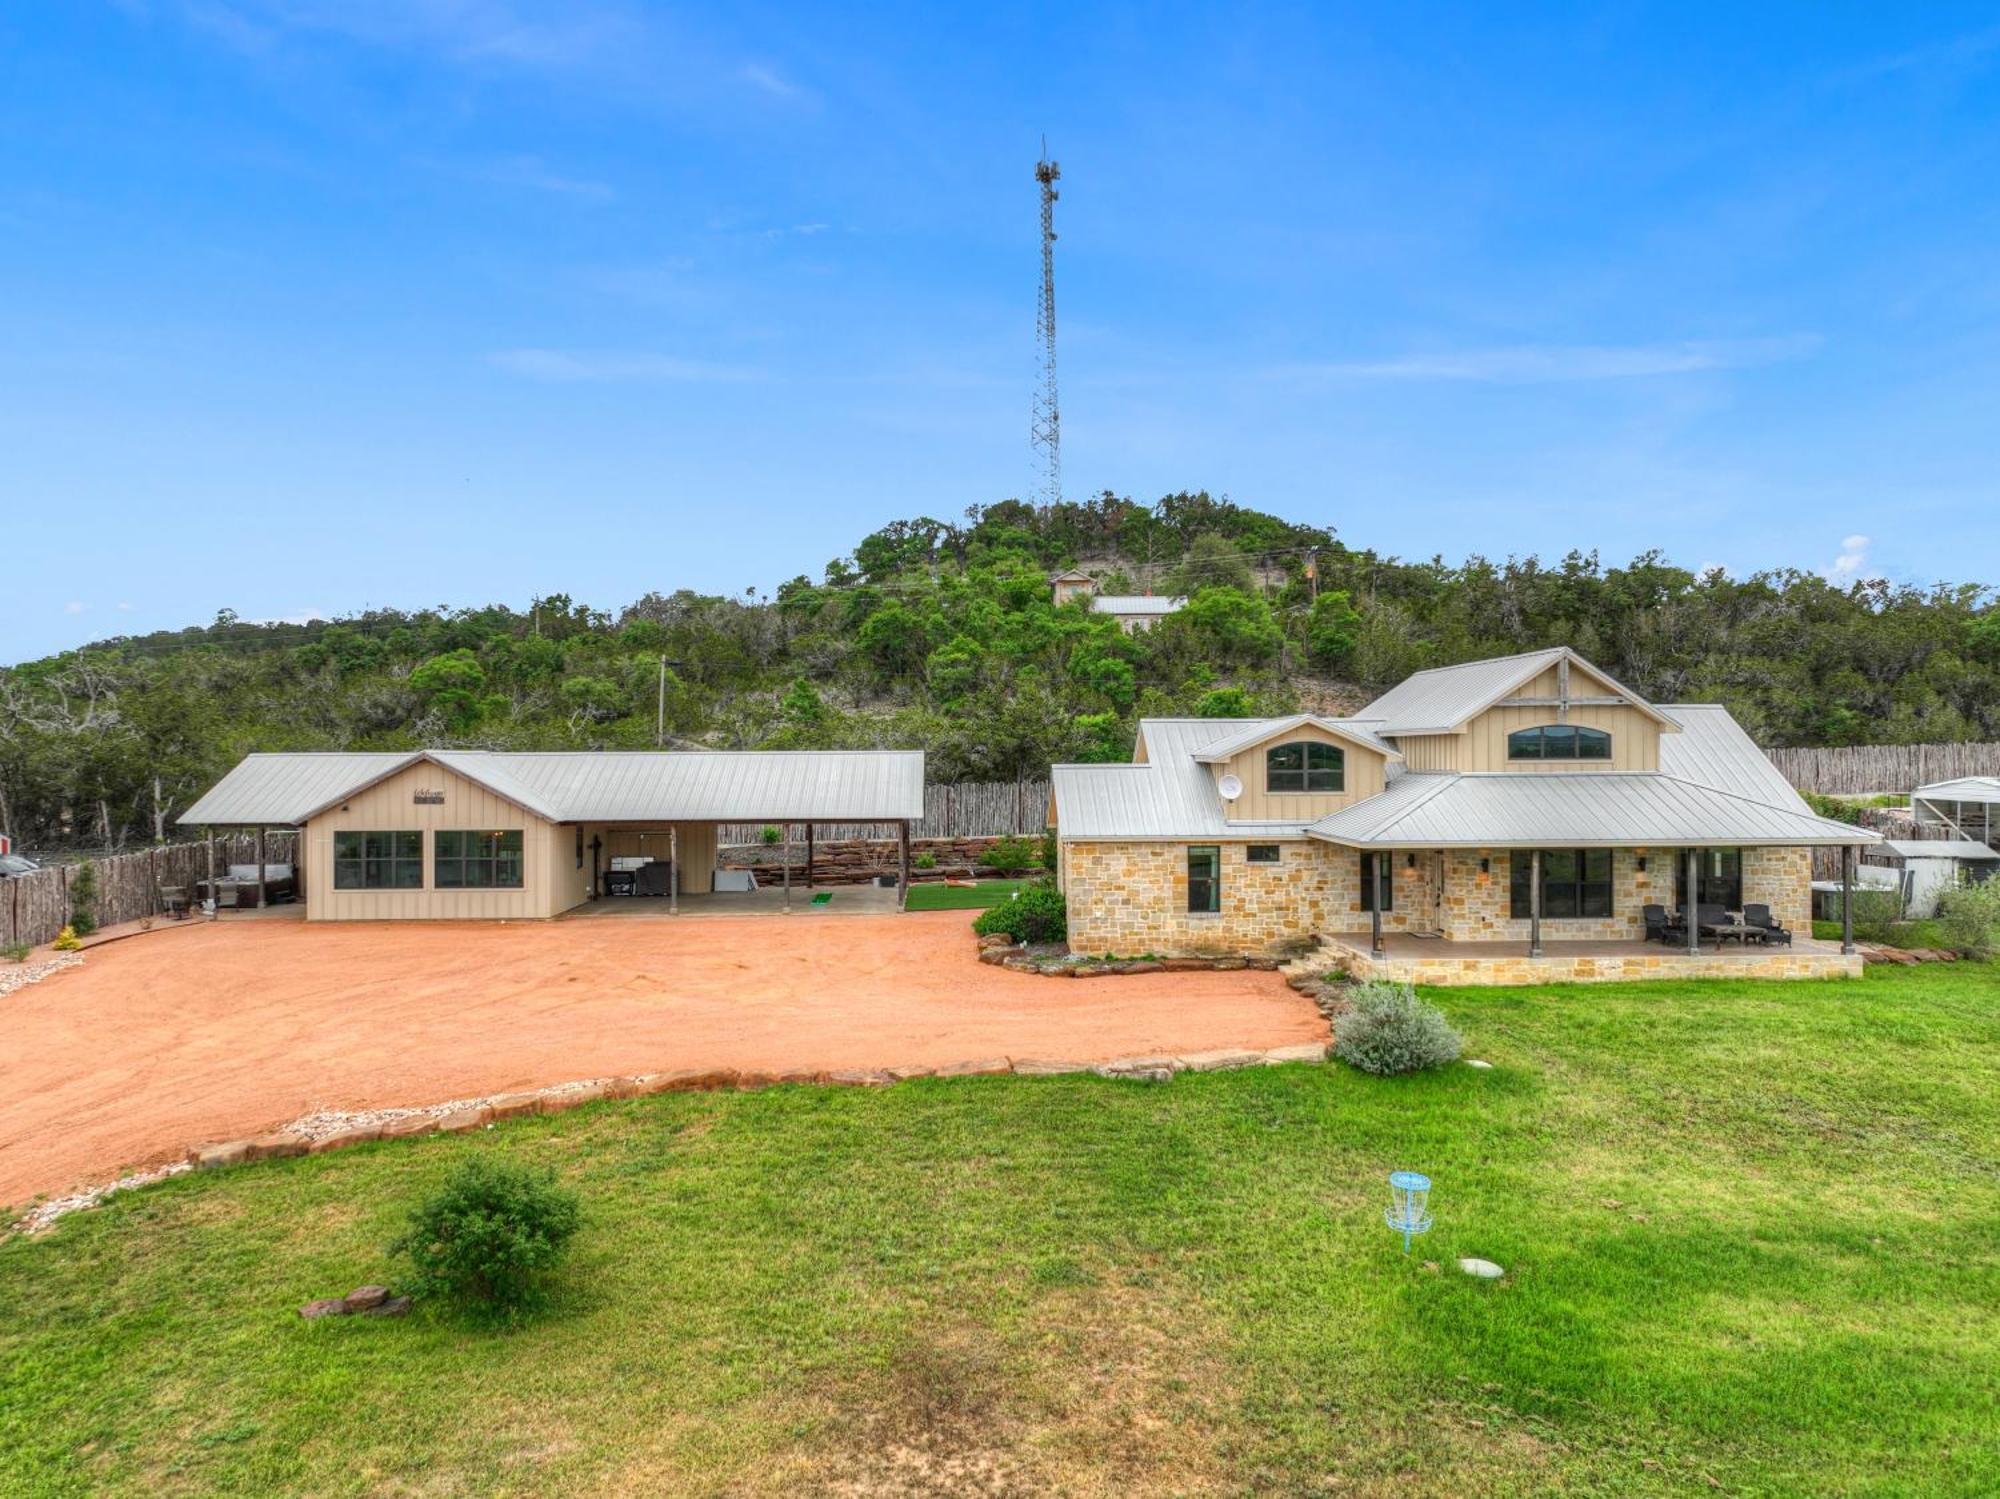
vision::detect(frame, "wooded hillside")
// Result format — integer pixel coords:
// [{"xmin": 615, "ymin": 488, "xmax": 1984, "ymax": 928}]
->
[{"xmin": 5, "ymin": 491, "xmax": 1997, "ymax": 851}]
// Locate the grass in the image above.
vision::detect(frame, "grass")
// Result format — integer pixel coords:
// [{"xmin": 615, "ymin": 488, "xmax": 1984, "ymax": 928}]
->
[
  {"xmin": 1811, "ymin": 916, "xmax": 1953, "ymax": 948},
  {"xmin": 3, "ymin": 965, "xmax": 1997, "ymax": 1496},
  {"xmin": 903, "ymin": 877, "xmax": 1031, "ymax": 911}
]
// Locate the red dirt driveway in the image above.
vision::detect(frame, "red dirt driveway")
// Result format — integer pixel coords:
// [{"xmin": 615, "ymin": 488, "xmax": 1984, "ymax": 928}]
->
[{"xmin": 0, "ymin": 912, "xmax": 1323, "ymax": 1206}]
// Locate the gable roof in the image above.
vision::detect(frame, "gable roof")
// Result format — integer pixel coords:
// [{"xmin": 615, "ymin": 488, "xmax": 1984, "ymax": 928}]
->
[
  {"xmin": 1190, "ymin": 714, "xmax": 1402, "ymax": 765},
  {"xmin": 1360, "ymin": 646, "xmax": 1676, "ymax": 736},
  {"xmin": 180, "ymin": 749, "xmax": 927, "ymax": 827},
  {"xmin": 1091, "ymin": 594, "xmax": 1185, "ymax": 616},
  {"xmin": 1916, "ymin": 776, "xmax": 2000, "ymax": 804},
  {"xmin": 1879, "ymin": 838, "xmax": 1999, "ymax": 860}
]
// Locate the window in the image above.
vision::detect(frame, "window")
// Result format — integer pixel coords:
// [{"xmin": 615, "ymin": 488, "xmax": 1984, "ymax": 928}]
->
[
  {"xmin": 1246, "ymin": 844, "xmax": 1281, "ymax": 864},
  {"xmin": 332, "ymin": 830, "xmax": 423, "ymax": 890},
  {"xmin": 1266, "ymin": 741, "xmax": 1345, "ymax": 792},
  {"xmin": 1187, "ymin": 845, "xmax": 1221, "ymax": 913},
  {"xmin": 1507, "ymin": 725, "xmax": 1612, "ymax": 761},
  {"xmin": 435, "ymin": 830, "xmax": 525, "ymax": 889},
  {"xmin": 1673, "ymin": 848, "xmax": 1742, "ymax": 910},
  {"xmin": 1510, "ymin": 849, "xmax": 1614, "ymax": 918},
  {"xmin": 1359, "ymin": 852, "xmax": 1394, "ymax": 912}
]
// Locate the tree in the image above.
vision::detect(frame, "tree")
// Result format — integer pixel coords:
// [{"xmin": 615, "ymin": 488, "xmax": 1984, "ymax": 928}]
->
[
  {"xmin": 1168, "ymin": 533, "xmax": 1257, "ymax": 596},
  {"xmin": 1305, "ymin": 590, "xmax": 1362, "ymax": 668}
]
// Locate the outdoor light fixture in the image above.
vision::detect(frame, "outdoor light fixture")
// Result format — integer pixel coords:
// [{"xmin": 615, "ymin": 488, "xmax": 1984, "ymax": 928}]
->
[
  {"xmin": 1636, "ymin": 855, "xmax": 1648, "ymax": 872},
  {"xmin": 1406, "ymin": 852, "xmax": 1416, "ymax": 868},
  {"xmin": 1479, "ymin": 857, "xmax": 1491, "ymax": 874}
]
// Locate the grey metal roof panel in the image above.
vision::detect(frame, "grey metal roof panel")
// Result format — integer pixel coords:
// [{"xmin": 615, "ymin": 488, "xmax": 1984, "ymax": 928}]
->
[
  {"xmin": 182, "ymin": 749, "xmax": 925, "ymax": 826},
  {"xmin": 179, "ymin": 752, "xmax": 420, "ymax": 826},
  {"xmin": 1916, "ymin": 776, "xmax": 2000, "ymax": 803},
  {"xmin": 1305, "ymin": 772, "xmax": 1879, "ymax": 848},
  {"xmin": 1189, "ymin": 714, "xmax": 1403, "ymax": 763},
  {"xmin": 1361, "ymin": 647, "xmax": 1675, "ymax": 735},
  {"xmin": 1091, "ymin": 595, "xmax": 1185, "ymax": 615},
  {"xmin": 1655, "ymin": 705, "xmax": 1812, "ymax": 811},
  {"xmin": 1880, "ymin": 839, "xmax": 1999, "ymax": 859}
]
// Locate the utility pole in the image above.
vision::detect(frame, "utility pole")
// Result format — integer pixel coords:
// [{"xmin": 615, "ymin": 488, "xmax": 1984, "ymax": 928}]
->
[{"xmin": 1031, "ymin": 141, "xmax": 1062, "ymax": 510}]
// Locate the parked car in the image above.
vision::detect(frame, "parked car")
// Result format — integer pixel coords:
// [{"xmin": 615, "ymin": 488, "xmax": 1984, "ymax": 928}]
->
[{"xmin": 0, "ymin": 853, "xmax": 41, "ymax": 877}]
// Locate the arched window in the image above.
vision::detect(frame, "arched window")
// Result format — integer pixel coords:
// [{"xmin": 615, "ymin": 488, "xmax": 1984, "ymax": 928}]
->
[
  {"xmin": 1507, "ymin": 725, "xmax": 1613, "ymax": 761},
  {"xmin": 1266, "ymin": 741, "xmax": 1344, "ymax": 792}
]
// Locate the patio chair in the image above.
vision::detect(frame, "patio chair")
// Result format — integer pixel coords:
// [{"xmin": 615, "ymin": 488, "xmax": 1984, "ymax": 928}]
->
[
  {"xmin": 1742, "ymin": 903, "xmax": 1793, "ymax": 946},
  {"xmin": 1641, "ymin": 904, "xmax": 1673, "ymax": 943},
  {"xmin": 1696, "ymin": 902, "xmax": 1733, "ymax": 941},
  {"xmin": 158, "ymin": 884, "xmax": 190, "ymax": 920}
]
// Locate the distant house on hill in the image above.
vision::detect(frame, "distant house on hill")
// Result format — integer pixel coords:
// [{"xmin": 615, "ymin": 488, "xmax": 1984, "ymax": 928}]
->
[{"xmin": 1048, "ymin": 570, "xmax": 1186, "ymax": 633}]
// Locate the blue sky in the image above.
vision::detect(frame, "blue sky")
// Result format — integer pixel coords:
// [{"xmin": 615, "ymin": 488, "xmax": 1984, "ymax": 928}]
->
[{"xmin": 4, "ymin": 3, "xmax": 1998, "ymax": 661}]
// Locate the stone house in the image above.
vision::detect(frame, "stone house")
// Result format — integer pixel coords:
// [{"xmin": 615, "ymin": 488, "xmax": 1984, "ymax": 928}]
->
[{"xmin": 1049, "ymin": 647, "xmax": 1880, "ymax": 984}]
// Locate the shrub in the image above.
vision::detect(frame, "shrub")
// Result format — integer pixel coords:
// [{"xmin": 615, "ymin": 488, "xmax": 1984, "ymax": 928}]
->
[
  {"xmin": 978, "ymin": 836, "xmax": 1042, "ymax": 872},
  {"xmin": 1848, "ymin": 889, "xmax": 1905, "ymax": 945},
  {"xmin": 1800, "ymin": 791, "xmax": 1865, "ymax": 825},
  {"xmin": 759, "ymin": 825, "xmax": 783, "ymax": 845},
  {"xmin": 51, "ymin": 926, "xmax": 82, "ymax": 953},
  {"xmin": 1937, "ymin": 880, "xmax": 2000, "ymax": 960},
  {"xmin": 1333, "ymin": 980, "xmax": 1462, "ymax": 1076},
  {"xmin": 913, "ymin": 851, "xmax": 938, "ymax": 870},
  {"xmin": 971, "ymin": 882, "xmax": 1067, "ymax": 945},
  {"xmin": 391, "ymin": 1156, "xmax": 582, "ymax": 1313},
  {"xmin": 68, "ymin": 860, "xmax": 100, "ymax": 937},
  {"xmin": 2, "ymin": 941, "xmax": 30, "ymax": 963}
]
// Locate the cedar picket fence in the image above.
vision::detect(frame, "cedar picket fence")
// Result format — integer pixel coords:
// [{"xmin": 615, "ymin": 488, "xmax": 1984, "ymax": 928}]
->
[
  {"xmin": 2, "ymin": 833, "xmax": 297, "ymax": 950},
  {"xmin": 1763, "ymin": 741, "xmax": 2000, "ymax": 796}
]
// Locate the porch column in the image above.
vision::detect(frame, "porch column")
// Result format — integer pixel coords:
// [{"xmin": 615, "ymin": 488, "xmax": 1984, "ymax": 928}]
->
[
  {"xmin": 1685, "ymin": 849, "xmax": 1701, "ymax": 956},
  {"xmin": 898, "ymin": 820, "xmax": 910, "ymax": 910},
  {"xmin": 1841, "ymin": 844, "xmax": 1856, "ymax": 954},
  {"xmin": 806, "ymin": 823, "xmax": 814, "ymax": 890},
  {"xmin": 206, "ymin": 828, "xmax": 218, "ymax": 920},
  {"xmin": 1528, "ymin": 848, "xmax": 1543, "ymax": 958},
  {"xmin": 669, "ymin": 827, "xmax": 679, "ymax": 915},
  {"xmin": 1370, "ymin": 854, "xmax": 1384, "ymax": 955},
  {"xmin": 783, "ymin": 825, "xmax": 792, "ymax": 913},
  {"xmin": 254, "ymin": 826, "xmax": 267, "ymax": 911}
]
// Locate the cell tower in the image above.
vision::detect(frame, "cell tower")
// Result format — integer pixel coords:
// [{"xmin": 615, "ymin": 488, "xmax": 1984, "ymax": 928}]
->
[{"xmin": 1032, "ymin": 142, "xmax": 1062, "ymax": 509}]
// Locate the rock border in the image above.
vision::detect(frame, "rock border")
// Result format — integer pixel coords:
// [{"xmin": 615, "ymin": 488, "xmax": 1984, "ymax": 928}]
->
[
  {"xmin": 12, "ymin": 1040, "xmax": 1337, "ymax": 1237},
  {"xmin": 975, "ymin": 933, "xmax": 1291, "ymax": 977}
]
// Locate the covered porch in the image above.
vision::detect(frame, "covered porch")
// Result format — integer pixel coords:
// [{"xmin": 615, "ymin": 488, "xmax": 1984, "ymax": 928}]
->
[{"xmin": 561, "ymin": 880, "xmax": 904, "ymax": 919}]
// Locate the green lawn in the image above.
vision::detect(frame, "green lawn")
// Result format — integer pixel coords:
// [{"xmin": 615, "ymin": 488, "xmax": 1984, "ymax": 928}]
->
[
  {"xmin": 902, "ymin": 877, "xmax": 1030, "ymax": 911},
  {"xmin": 3, "ymin": 966, "xmax": 1996, "ymax": 1497}
]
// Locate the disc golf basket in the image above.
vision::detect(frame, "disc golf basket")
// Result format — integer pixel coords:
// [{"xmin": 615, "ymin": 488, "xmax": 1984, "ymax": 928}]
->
[{"xmin": 1385, "ymin": 1170, "xmax": 1433, "ymax": 1254}]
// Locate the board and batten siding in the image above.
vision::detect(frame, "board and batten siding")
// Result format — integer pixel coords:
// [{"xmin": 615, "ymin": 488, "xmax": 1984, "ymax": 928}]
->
[
  {"xmin": 303, "ymin": 762, "xmax": 558, "ymax": 921},
  {"xmin": 1216, "ymin": 722, "xmax": 1389, "ymax": 823},
  {"xmin": 1394, "ymin": 664, "xmax": 1664, "ymax": 774}
]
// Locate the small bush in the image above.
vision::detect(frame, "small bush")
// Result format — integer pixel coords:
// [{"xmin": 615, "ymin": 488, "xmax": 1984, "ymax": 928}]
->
[
  {"xmin": 1937, "ymin": 880, "xmax": 2000, "ymax": 960},
  {"xmin": 913, "ymin": 851, "xmax": 938, "ymax": 870},
  {"xmin": 51, "ymin": 926, "xmax": 82, "ymax": 953},
  {"xmin": 971, "ymin": 882, "xmax": 1067, "ymax": 944},
  {"xmin": 69, "ymin": 860, "xmax": 100, "ymax": 936},
  {"xmin": 1848, "ymin": 889, "xmax": 1905, "ymax": 945},
  {"xmin": 391, "ymin": 1157, "xmax": 582, "ymax": 1314},
  {"xmin": 1333, "ymin": 980, "xmax": 1462, "ymax": 1076},
  {"xmin": 2, "ymin": 941, "xmax": 31, "ymax": 963},
  {"xmin": 978, "ymin": 836, "xmax": 1042, "ymax": 873},
  {"xmin": 759, "ymin": 825, "xmax": 783, "ymax": 845}
]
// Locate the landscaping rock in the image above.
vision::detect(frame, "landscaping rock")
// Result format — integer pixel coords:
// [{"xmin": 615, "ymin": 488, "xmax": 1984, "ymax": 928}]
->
[
  {"xmin": 1260, "ymin": 1042, "xmax": 1330, "ymax": 1064},
  {"xmin": 1176, "ymin": 1048, "xmax": 1265, "ymax": 1072},
  {"xmin": 733, "ymin": 1070, "xmax": 779, "ymax": 1090},
  {"xmin": 774, "ymin": 1068, "xmax": 824, "ymax": 1085},
  {"xmin": 1011, "ymin": 1058, "xmax": 1088, "ymax": 1076},
  {"xmin": 342, "ymin": 1285, "xmax": 390, "ymax": 1312},
  {"xmin": 377, "ymin": 1114, "xmax": 438, "ymax": 1140},
  {"xmin": 823, "ymin": 1068, "xmax": 894, "ymax": 1087},
  {"xmin": 976, "ymin": 949, "xmax": 1010, "ymax": 966},
  {"xmin": 242, "ymin": 1133, "xmax": 309, "ymax": 1163},
  {"xmin": 1093, "ymin": 1064, "xmax": 1173, "ymax": 1083},
  {"xmin": 1458, "ymin": 1257, "xmax": 1506, "ymax": 1280},
  {"xmin": 1209, "ymin": 958, "xmax": 1249, "ymax": 971},
  {"xmin": 555, "ymin": 1082, "xmax": 611, "ymax": 1107},
  {"xmin": 298, "ymin": 1297, "xmax": 349, "ymax": 1320},
  {"xmin": 309, "ymin": 1126, "xmax": 384, "ymax": 1154},
  {"xmin": 1113, "ymin": 960, "xmax": 1163, "ymax": 974},
  {"xmin": 485, "ymin": 1092, "xmax": 543, "ymax": 1120},
  {"xmin": 885, "ymin": 1065, "xmax": 935, "ymax": 1081},
  {"xmin": 192, "ymin": 1140, "xmax": 251, "ymax": 1170},
  {"xmin": 1159, "ymin": 957, "xmax": 1218, "ymax": 972},
  {"xmin": 432, "ymin": 1108, "xmax": 489, "ymax": 1133},
  {"xmin": 647, "ymin": 1068, "xmax": 739, "ymax": 1092},
  {"xmin": 364, "ymin": 1295, "xmax": 413, "ymax": 1318},
  {"xmin": 976, "ymin": 934, "xmax": 1017, "ymax": 951},
  {"xmin": 1000, "ymin": 956, "xmax": 1039, "ymax": 973},
  {"xmin": 933, "ymin": 1057, "xmax": 1011, "ymax": 1078},
  {"xmin": 1246, "ymin": 957, "xmax": 1284, "ymax": 971}
]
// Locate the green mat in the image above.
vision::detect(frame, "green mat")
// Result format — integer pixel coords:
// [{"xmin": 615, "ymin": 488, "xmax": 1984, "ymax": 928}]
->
[{"xmin": 810, "ymin": 891, "xmax": 833, "ymax": 905}]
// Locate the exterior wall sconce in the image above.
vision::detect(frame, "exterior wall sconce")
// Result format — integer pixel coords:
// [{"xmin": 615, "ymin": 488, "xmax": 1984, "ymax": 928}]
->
[
  {"xmin": 1635, "ymin": 855, "xmax": 1648, "ymax": 872},
  {"xmin": 1478, "ymin": 857, "xmax": 1491, "ymax": 874},
  {"xmin": 1405, "ymin": 852, "xmax": 1417, "ymax": 868}
]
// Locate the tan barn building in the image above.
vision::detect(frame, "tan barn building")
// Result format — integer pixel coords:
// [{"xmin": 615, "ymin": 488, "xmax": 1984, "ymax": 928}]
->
[{"xmin": 180, "ymin": 749, "xmax": 924, "ymax": 921}]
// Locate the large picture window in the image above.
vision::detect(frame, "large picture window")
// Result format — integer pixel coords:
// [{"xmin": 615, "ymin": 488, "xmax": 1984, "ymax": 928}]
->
[
  {"xmin": 1507, "ymin": 725, "xmax": 1612, "ymax": 761},
  {"xmin": 332, "ymin": 830, "xmax": 423, "ymax": 890},
  {"xmin": 1187, "ymin": 845, "xmax": 1221, "ymax": 914},
  {"xmin": 1674, "ymin": 848, "xmax": 1742, "ymax": 910},
  {"xmin": 435, "ymin": 830, "xmax": 525, "ymax": 889},
  {"xmin": 1267, "ymin": 741, "xmax": 1344, "ymax": 792},
  {"xmin": 1359, "ymin": 852, "xmax": 1394, "ymax": 912},
  {"xmin": 1510, "ymin": 849, "xmax": 1614, "ymax": 918}
]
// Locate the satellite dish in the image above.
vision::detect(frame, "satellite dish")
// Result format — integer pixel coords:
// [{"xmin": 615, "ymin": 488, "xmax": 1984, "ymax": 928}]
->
[{"xmin": 1218, "ymin": 774, "xmax": 1244, "ymax": 801}]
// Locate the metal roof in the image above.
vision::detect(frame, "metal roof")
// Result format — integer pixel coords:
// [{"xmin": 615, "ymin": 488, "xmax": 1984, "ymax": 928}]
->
[
  {"xmin": 1655, "ymin": 705, "xmax": 1806, "ymax": 806},
  {"xmin": 1915, "ymin": 776, "xmax": 2000, "ymax": 804},
  {"xmin": 1190, "ymin": 714, "xmax": 1402, "ymax": 764},
  {"xmin": 1091, "ymin": 595, "xmax": 1185, "ymax": 616},
  {"xmin": 180, "ymin": 749, "xmax": 926, "ymax": 826},
  {"xmin": 1305, "ymin": 772, "xmax": 1877, "ymax": 849},
  {"xmin": 1358, "ymin": 646, "xmax": 1676, "ymax": 736},
  {"xmin": 1879, "ymin": 839, "xmax": 2000, "ymax": 860}
]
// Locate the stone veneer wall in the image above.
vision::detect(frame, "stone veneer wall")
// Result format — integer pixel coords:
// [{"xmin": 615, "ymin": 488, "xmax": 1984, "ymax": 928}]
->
[
  {"xmin": 1439, "ymin": 848, "xmax": 1648, "ymax": 941},
  {"xmin": 1064, "ymin": 840, "xmax": 1414, "ymax": 955},
  {"xmin": 1741, "ymin": 847, "xmax": 1812, "ymax": 934},
  {"xmin": 1326, "ymin": 937, "xmax": 1863, "ymax": 986}
]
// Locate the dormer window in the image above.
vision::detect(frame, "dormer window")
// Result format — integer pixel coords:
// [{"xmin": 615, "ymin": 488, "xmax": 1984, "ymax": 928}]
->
[
  {"xmin": 1508, "ymin": 725, "xmax": 1612, "ymax": 761},
  {"xmin": 1266, "ymin": 741, "xmax": 1344, "ymax": 793}
]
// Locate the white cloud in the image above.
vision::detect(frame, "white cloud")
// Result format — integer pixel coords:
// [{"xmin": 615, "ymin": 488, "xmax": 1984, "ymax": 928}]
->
[
  {"xmin": 1268, "ymin": 335, "xmax": 1822, "ymax": 385},
  {"xmin": 1824, "ymin": 534, "xmax": 1871, "ymax": 583},
  {"xmin": 63, "ymin": 601, "xmax": 86, "ymax": 614},
  {"xmin": 738, "ymin": 62, "xmax": 800, "ymax": 99},
  {"xmin": 487, "ymin": 349, "xmax": 760, "ymax": 383},
  {"xmin": 116, "ymin": 601, "xmax": 136, "ymax": 611}
]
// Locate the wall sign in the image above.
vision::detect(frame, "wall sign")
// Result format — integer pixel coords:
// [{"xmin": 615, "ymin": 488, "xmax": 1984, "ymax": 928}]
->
[{"xmin": 413, "ymin": 789, "xmax": 446, "ymax": 805}]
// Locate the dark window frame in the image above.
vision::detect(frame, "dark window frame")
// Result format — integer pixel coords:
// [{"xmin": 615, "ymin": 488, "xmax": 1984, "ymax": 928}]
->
[
  {"xmin": 435, "ymin": 829, "xmax": 526, "ymax": 890},
  {"xmin": 1246, "ymin": 844, "xmax": 1282, "ymax": 864},
  {"xmin": 1359, "ymin": 852, "xmax": 1394, "ymax": 912},
  {"xmin": 1265, "ymin": 741, "xmax": 1345, "ymax": 793},
  {"xmin": 1506, "ymin": 724, "xmax": 1613, "ymax": 762},
  {"xmin": 1509, "ymin": 849, "xmax": 1615, "ymax": 919},
  {"xmin": 1187, "ymin": 845, "xmax": 1222, "ymax": 914},
  {"xmin": 332, "ymin": 830, "xmax": 423, "ymax": 890}
]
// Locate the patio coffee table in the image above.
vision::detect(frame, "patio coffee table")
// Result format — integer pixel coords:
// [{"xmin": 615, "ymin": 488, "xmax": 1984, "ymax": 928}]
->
[{"xmin": 1707, "ymin": 921, "xmax": 1764, "ymax": 945}]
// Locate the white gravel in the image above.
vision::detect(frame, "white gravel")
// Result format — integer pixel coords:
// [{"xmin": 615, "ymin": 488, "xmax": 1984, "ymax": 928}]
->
[{"xmin": 0, "ymin": 953, "xmax": 83, "ymax": 999}]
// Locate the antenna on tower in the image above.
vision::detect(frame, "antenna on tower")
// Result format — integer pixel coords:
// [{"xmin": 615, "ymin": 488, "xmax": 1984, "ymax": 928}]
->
[{"xmin": 1032, "ymin": 139, "xmax": 1062, "ymax": 510}]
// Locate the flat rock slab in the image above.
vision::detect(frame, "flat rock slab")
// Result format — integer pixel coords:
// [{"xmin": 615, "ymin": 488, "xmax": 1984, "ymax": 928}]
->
[
  {"xmin": 932, "ymin": 1057, "xmax": 1012, "ymax": 1078},
  {"xmin": 484, "ymin": 1093, "xmax": 543, "ymax": 1119},
  {"xmin": 1011, "ymin": 1059, "xmax": 1089, "ymax": 1076},
  {"xmin": 1261, "ymin": 1042, "xmax": 1330, "ymax": 1064},
  {"xmin": 377, "ymin": 1114, "xmax": 438, "ymax": 1139},
  {"xmin": 1464, "ymin": 1059, "xmax": 1494, "ymax": 1069},
  {"xmin": 299, "ymin": 1297, "xmax": 349, "ymax": 1320},
  {"xmin": 363, "ymin": 1295, "xmax": 413, "ymax": 1318},
  {"xmin": 242, "ymin": 1133, "xmax": 309, "ymax": 1163},
  {"xmin": 342, "ymin": 1285, "xmax": 390, "ymax": 1312},
  {"xmin": 1458, "ymin": 1257, "xmax": 1506, "ymax": 1280},
  {"xmin": 431, "ymin": 1108, "xmax": 489, "ymax": 1134},
  {"xmin": 309, "ymin": 1126, "xmax": 384, "ymax": 1154},
  {"xmin": 1177, "ymin": 1048, "xmax": 1266, "ymax": 1072}
]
